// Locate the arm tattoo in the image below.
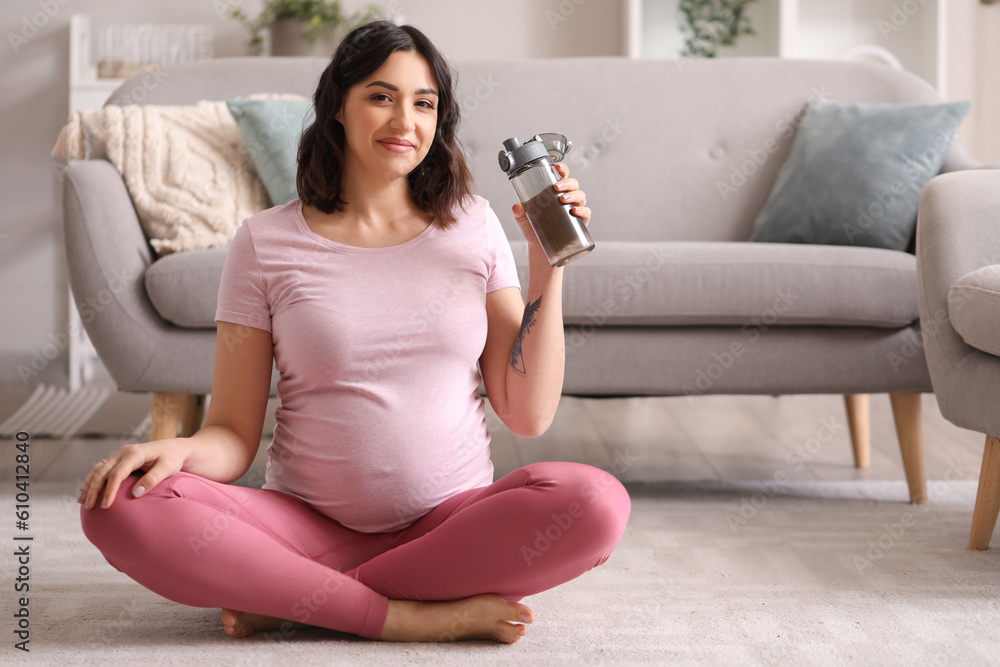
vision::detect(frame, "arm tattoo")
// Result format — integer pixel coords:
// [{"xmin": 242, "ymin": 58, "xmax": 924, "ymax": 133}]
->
[{"xmin": 510, "ymin": 295, "xmax": 542, "ymax": 377}]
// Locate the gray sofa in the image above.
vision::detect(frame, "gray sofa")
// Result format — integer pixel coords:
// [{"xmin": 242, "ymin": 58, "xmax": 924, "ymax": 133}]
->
[{"xmin": 61, "ymin": 56, "xmax": 988, "ymax": 502}]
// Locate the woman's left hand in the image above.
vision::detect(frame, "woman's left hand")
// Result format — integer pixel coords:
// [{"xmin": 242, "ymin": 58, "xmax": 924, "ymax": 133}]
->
[{"xmin": 512, "ymin": 162, "xmax": 590, "ymax": 261}]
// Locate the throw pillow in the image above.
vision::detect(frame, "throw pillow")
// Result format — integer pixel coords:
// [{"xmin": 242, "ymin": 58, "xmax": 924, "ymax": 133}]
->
[
  {"xmin": 747, "ymin": 97, "xmax": 972, "ymax": 252},
  {"xmin": 51, "ymin": 93, "xmax": 307, "ymax": 255},
  {"xmin": 225, "ymin": 98, "xmax": 316, "ymax": 207}
]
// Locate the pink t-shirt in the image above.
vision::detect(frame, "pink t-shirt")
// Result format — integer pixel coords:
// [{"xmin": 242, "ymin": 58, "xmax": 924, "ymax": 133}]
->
[{"xmin": 214, "ymin": 195, "xmax": 521, "ymax": 533}]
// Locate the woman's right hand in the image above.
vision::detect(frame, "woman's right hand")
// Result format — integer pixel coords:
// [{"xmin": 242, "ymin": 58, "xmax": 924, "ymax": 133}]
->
[{"xmin": 78, "ymin": 438, "xmax": 191, "ymax": 510}]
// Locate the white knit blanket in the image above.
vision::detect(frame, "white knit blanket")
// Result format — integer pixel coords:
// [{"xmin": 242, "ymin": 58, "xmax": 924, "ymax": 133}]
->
[{"xmin": 51, "ymin": 94, "xmax": 305, "ymax": 255}]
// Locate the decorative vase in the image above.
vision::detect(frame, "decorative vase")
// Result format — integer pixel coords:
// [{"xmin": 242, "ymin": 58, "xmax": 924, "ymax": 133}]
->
[{"xmin": 269, "ymin": 18, "xmax": 343, "ymax": 57}]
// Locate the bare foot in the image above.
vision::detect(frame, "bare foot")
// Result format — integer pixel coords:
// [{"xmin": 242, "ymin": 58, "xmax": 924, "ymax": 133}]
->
[
  {"xmin": 221, "ymin": 608, "xmax": 314, "ymax": 638},
  {"xmin": 379, "ymin": 593, "xmax": 534, "ymax": 643}
]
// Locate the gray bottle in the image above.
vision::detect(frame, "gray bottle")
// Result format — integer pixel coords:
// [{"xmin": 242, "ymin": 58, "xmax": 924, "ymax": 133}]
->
[{"xmin": 498, "ymin": 133, "xmax": 595, "ymax": 267}]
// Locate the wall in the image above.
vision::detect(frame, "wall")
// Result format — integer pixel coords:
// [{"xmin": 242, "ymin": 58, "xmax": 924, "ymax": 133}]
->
[
  {"xmin": 0, "ymin": 0, "xmax": 624, "ymax": 385},
  {"xmin": 947, "ymin": 0, "xmax": 1000, "ymax": 165}
]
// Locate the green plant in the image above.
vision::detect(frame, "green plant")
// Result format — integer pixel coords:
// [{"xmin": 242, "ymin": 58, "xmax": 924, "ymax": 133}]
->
[
  {"xmin": 678, "ymin": 0, "xmax": 758, "ymax": 58},
  {"xmin": 229, "ymin": 0, "xmax": 384, "ymax": 54}
]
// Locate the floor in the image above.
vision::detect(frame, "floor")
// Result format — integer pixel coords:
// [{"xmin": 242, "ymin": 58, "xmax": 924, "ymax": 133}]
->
[
  {"xmin": 6, "ymin": 386, "xmax": 994, "ymax": 665},
  {"xmin": 0, "ymin": 387, "xmax": 987, "ymax": 489}
]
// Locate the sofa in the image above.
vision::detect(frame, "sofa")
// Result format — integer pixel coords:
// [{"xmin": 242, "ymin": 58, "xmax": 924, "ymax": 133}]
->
[{"xmin": 61, "ymin": 56, "xmax": 988, "ymax": 502}]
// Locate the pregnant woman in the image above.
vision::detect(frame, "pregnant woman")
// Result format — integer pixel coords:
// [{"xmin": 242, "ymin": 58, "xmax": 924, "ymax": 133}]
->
[{"xmin": 79, "ymin": 18, "xmax": 630, "ymax": 645}]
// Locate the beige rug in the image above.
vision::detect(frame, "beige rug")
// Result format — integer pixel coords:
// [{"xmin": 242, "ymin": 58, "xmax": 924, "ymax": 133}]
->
[{"xmin": 4, "ymin": 479, "xmax": 1000, "ymax": 666}]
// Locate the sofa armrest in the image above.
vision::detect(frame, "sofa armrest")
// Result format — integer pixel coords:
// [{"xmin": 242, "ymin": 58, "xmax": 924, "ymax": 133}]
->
[
  {"xmin": 61, "ymin": 159, "xmax": 166, "ymax": 388},
  {"xmin": 916, "ymin": 168, "xmax": 1000, "ymax": 376}
]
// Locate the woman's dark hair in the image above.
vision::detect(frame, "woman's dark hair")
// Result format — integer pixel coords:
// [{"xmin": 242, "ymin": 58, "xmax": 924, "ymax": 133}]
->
[{"xmin": 296, "ymin": 19, "xmax": 475, "ymax": 228}]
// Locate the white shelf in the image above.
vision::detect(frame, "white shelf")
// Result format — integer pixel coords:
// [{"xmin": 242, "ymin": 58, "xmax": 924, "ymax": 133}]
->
[
  {"xmin": 70, "ymin": 14, "xmax": 126, "ymax": 113},
  {"xmin": 627, "ymin": 0, "xmax": 947, "ymax": 96}
]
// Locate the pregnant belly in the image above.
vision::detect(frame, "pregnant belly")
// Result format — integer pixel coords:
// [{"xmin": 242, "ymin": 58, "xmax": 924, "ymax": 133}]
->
[{"xmin": 264, "ymin": 423, "xmax": 493, "ymax": 533}]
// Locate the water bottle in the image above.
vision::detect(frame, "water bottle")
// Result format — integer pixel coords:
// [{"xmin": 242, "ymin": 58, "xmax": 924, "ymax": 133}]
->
[{"xmin": 498, "ymin": 132, "xmax": 595, "ymax": 267}]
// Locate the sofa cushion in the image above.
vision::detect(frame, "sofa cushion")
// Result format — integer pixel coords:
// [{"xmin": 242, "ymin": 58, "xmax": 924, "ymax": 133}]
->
[
  {"xmin": 545, "ymin": 241, "xmax": 919, "ymax": 328},
  {"xmin": 747, "ymin": 98, "xmax": 971, "ymax": 252},
  {"xmin": 144, "ymin": 248, "xmax": 227, "ymax": 328},
  {"xmin": 144, "ymin": 238, "xmax": 919, "ymax": 330},
  {"xmin": 949, "ymin": 265, "xmax": 1000, "ymax": 357}
]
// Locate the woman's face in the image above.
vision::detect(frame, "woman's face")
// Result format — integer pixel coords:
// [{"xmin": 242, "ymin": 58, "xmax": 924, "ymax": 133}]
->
[{"xmin": 335, "ymin": 49, "xmax": 439, "ymax": 184}]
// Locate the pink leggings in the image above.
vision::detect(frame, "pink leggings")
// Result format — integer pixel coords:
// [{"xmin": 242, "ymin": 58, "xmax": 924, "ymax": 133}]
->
[{"xmin": 80, "ymin": 461, "xmax": 630, "ymax": 640}]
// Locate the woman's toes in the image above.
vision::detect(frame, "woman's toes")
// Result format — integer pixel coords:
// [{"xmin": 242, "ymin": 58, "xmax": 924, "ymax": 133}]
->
[
  {"xmin": 221, "ymin": 609, "xmax": 240, "ymax": 637},
  {"xmin": 511, "ymin": 603, "xmax": 534, "ymax": 624},
  {"xmin": 497, "ymin": 621, "xmax": 528, "ymax": 643},
  {"xmin": 220, "ymin": 608, "xmax": 253, "ymax": 638}
]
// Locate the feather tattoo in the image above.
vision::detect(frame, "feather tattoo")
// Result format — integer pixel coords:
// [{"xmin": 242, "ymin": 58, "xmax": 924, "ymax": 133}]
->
[{"xmin": 510, "ymin": 295, "xmax": 543, "ymax": 376}]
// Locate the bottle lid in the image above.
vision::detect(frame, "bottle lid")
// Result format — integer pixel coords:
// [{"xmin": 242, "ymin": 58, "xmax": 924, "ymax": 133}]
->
[
  {"xmin": 536, "ymin": 133, "xmax": 572, "ymax": 162},
  {"xmin": 498, "ymin": 133, "xmax": 572, "ymax": 176}
]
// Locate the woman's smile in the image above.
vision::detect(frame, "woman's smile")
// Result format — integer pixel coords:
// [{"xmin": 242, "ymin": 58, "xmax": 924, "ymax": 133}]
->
[{"xmin": 378, "ymin": 139, "xmax": 416, "ymax": 153}]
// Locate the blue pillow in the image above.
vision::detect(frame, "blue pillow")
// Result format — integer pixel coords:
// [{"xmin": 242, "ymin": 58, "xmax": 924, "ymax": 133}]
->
[
  {"xmin": 226, "ymin": 98, "xmax": 316, "ymax": 206},
  {"xmin": 747, "ymin": 97, "xmax": 971, "ymax": 252}
]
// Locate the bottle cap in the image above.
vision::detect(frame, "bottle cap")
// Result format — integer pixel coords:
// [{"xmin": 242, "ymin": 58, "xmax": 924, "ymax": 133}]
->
[
  {"xmin": 497, "ymin": 136, "xmax": 547, "ymax": 176},
  {"xmin": 497, "ymin": 133, "xmax": 572, "ymax": 177}
]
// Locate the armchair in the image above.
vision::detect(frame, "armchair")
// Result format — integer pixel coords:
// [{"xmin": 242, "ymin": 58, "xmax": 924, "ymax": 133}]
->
[{"xmin": 916, "ymin": 168, "xmax": 1000, "ymax": 549}]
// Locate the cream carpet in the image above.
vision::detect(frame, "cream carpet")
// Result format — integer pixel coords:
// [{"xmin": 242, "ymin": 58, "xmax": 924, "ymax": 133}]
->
[{"xmin": 5, "ymin": 479, "xmax": 1000, "ymax": 666}]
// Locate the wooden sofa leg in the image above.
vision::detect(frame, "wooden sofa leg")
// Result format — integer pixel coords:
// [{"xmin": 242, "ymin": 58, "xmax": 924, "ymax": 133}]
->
[
  {"xmin": 889, "ymin": 392, "xmax": 927, "ymax": 504},
  {"xmin": 969, "ymin": 435, "xmax": 1000, "ymax": 551},
  {"xmin": 149, "ymin": 393, "xmax": 204, "ymax": 441},
  {"xmin": 844, "ymin": 394, "xmax": 870, "ymax": 468}
]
